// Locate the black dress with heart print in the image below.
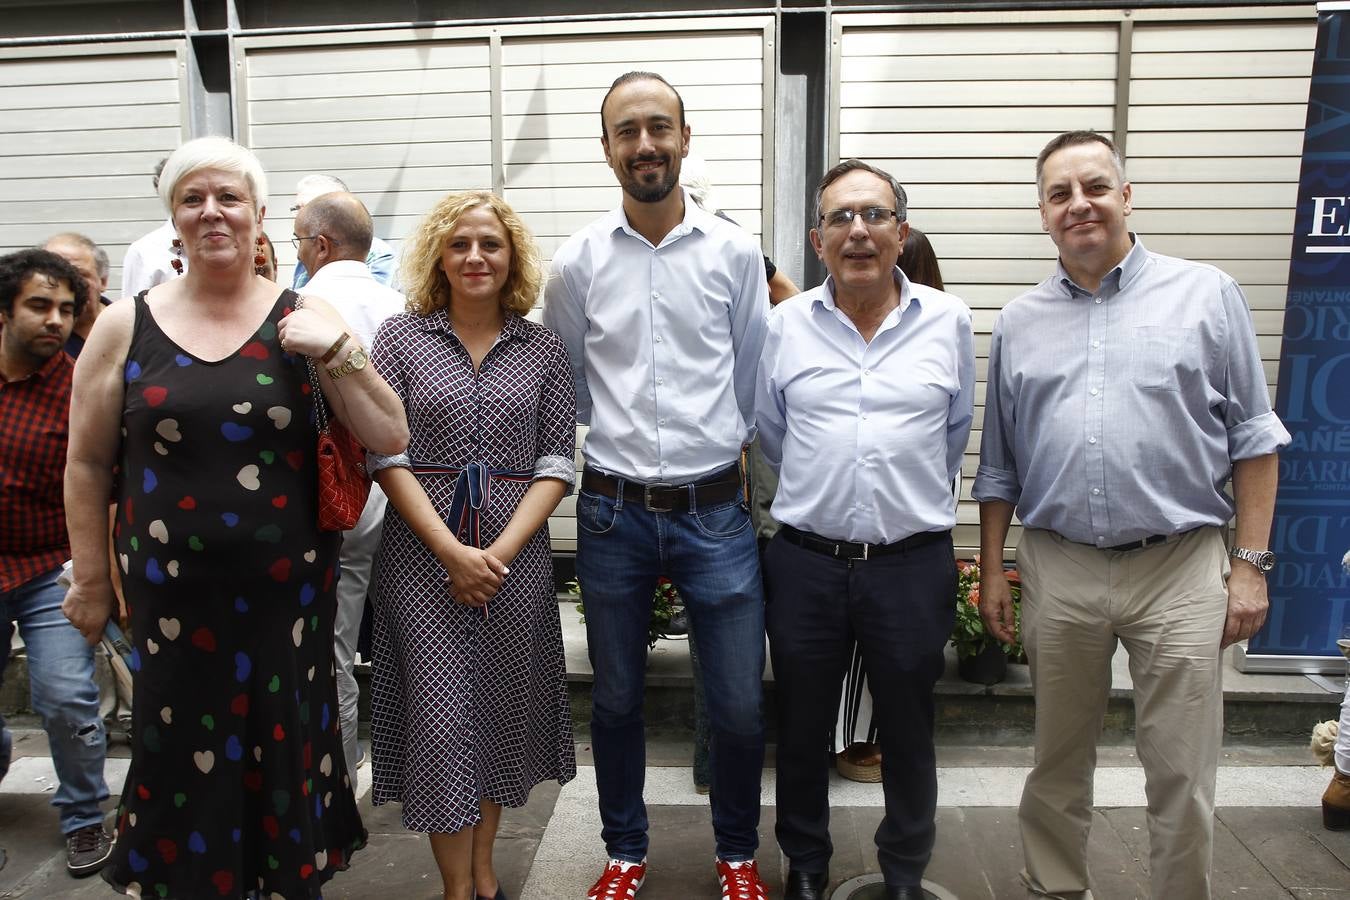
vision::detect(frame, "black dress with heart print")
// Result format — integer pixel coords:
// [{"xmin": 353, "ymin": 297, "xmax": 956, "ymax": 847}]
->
[{"xmin": 103, "ymin": 290, "xmax": 366, "ymax": 899}]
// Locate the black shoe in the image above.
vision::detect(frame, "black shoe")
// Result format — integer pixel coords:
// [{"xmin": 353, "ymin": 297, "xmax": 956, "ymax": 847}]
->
[
  {"xmin": 65, "ymin": 825, "xmax": 112, "ymax": 877},
  {"xmin": 785, "ymin": 869, "xmax": 828, "ymax": 900},
  {"xmin": 885, "ymin": 886, "xmax": 928, "ymax": 900},
  {"xmin": 475, "ymin": 887, "xmax": 506, "ymax": 900}
]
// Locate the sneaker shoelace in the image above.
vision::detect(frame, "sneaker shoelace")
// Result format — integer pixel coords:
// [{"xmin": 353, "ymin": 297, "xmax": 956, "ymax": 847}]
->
[
  {"xmin": 69, "ymin": 826, "xmax": 102, "ymax": 853},
  {"xmin": 590, "ymin": 860, "xmax": 645, "ymax": 900},
  {"xmin": 719, "ymin": 860, "xmax": 765, "ymax": 900}
]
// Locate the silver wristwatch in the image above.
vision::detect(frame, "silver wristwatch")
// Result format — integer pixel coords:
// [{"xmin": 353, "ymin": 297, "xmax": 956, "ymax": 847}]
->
[{"xmin": 1230, "ymin": 547, "xmax": 1276, "ymax": 573}]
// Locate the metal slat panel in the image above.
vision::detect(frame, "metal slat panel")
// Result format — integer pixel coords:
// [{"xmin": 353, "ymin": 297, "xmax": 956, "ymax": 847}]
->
[{"xmin": 0, "ymin": 46, "xmax": 183, "ymax": 293}]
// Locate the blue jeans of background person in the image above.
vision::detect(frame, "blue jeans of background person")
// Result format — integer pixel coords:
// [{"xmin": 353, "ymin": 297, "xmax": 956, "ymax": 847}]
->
[
  {"xmin": 576, "ymin": 479, "xmax": 766, "ymax": 863},
  {"xmin": 1, "ymin": 617, "xmax": 11, "ymax": 785},
  {"xmin": 0, "ymin": 567, "xmax": 109, "ymax": 834}
]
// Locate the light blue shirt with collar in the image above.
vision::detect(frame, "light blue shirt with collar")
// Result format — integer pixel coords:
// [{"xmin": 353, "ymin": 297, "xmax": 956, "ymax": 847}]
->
[
  {"xmin": 756, "ymin": 269, "xmax": 975, "ymax": 544},
  {"xmin": 293, "ymin": 235, "xmax": 398, "ymax": 291},
  {"xmin": 973, "ymin": 235, "xmax": 1291, "ymax": 547},
  {"xmin": 543, "ymin": 189, "xmax": 770, "ymax": 483}
]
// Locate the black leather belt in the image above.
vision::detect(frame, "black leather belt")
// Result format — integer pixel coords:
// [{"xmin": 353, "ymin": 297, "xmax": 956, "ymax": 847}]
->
[
  {"xmin": 1103, "ymin": 529, "xmax": 1199, "ymax": 552},
  {"xmin": 779, "ymin": 524, "xmax": 949, "ymax": 561},
  {"xmin": 581, "ymin": 464, "xmax": 742, "ymax": 513}
]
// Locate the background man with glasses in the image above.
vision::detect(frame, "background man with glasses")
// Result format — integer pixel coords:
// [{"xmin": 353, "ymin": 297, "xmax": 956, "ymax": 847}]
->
[
  {"xmin": 294, "ymin": 190, "xmax": 406, "ymax": 776},
  {"xmin": 290, "ymin": 173, "xmax": 397, "ymax": 289},
  {"xmin": 756, "ymin": 159, "xmax": 974, "ymax": 900}
]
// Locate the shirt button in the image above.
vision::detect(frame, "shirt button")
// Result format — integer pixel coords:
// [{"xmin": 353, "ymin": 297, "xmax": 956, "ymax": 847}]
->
[
  {"xmin": 658, "ymin": 418, "xmax": 666, "ymax": 426},
  {"xmin": 654, "ymin": 335, "xmax": 663, "ymax": 343},
  {"xmin": 1090, "ymin": 388, "xmax": 1098, "ymax": 396},
  {"xmin": 651, "ymin": 291, "xmax": 660, "ymax": 299},
  {"xmin": 1092, "ymin": 340, "xmax": 1100, "ymax": 349},
  {"xmin": 1088, "ymin": 436, "xmax": 1097, "ymax": 444},
  {"xmin": 656, "ymin": 377, "xmax": 664, "ymax": 385},
  {"xmin": 863, "ymin": 369, "xmax": 871, "ymax": 375},
  {"xmin": 1094, "ymin": 298, "xmax": 1102, "ymax": 304},
  {"xmin": 1097, "ymin": 535, "xmax": 1105, "ymax": 542},
  {"xmin": 1092, "ymin": 488, "xmax": 1102, "ymax": 495}
]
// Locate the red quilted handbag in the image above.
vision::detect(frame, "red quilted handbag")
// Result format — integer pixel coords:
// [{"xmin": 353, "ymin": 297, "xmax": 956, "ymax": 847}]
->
[{"xmin": 295, "ymin": 301, "xmax": 371, "ymax": 531}]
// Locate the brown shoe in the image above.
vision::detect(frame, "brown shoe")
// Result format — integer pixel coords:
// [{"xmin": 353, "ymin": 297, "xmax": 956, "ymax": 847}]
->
[
  {"xmin": 837, "ymin": 742, "xmax": 882, "ymax": 783},
  {"xmin": 1324, "ymin": 768, "xmax": 1350, "ymax": 830}
]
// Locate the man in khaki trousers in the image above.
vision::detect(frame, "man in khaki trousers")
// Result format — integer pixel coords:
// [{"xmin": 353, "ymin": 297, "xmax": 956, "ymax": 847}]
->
[{"xmin": 973, "ymin": 130, "xmax": 1290, "ymax": 899}]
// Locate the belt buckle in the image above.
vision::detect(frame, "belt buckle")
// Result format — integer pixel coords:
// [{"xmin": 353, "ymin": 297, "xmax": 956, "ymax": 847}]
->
[{"xmin": 643, "ymin": 482, "xmax": 677, "ymax": 512}]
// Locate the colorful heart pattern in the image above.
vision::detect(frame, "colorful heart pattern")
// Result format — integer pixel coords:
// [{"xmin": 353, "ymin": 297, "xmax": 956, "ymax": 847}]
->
[{"xmin": 109, "ymin": 295, "xmax": 363, "ymax": 894}]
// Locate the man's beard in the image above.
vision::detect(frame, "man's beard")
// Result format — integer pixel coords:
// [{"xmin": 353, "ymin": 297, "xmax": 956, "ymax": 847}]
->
[{"xmin": 621, "ymin": 156, "xmax": 679, "ymax": 204}]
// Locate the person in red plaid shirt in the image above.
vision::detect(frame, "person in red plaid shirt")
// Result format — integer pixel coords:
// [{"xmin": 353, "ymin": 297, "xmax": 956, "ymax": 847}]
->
[{"xmin": 0, "ymin": 248, "xmax": 113, "ymax": 877}]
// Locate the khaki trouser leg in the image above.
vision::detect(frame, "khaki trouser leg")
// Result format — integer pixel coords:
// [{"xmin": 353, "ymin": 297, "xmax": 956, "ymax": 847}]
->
[
  {"xmin": 1017, "ymin": 528, "xmax": 1114, "ymax": 900},
  {"xmin": 1118, "ymin": 528, "xmax": 1228, "ymax": 900}
]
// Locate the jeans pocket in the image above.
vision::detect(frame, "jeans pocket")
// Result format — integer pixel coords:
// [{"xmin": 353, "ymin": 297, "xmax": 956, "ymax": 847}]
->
[
  {"xmin": 576, "ymin": 489, "xmax": 619, "ymax": 535},
  {"xmin": 691, "ymin": 497, "xmax": 752, "ymax": 540}
]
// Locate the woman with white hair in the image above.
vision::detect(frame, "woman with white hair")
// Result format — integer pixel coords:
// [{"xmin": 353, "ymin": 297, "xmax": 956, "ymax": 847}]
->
[{"xmin": 62, "ymin": 135, "xmax": 409, "ymax": 898}]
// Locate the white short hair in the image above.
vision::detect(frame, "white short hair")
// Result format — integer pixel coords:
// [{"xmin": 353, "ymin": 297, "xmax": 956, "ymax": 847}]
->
[
  {"xmin": 295, "ymin": 174, "xmax": 349, "ymax": 209},
  {"xmin": 158, "ymin": 136, "xmax": 269, "ymax": 215}
]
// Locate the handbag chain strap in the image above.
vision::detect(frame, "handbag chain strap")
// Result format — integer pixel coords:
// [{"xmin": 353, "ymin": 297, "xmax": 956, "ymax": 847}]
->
[{"xmin": 293, "ymin": 294, "xmax": 330, "ymax": 433}]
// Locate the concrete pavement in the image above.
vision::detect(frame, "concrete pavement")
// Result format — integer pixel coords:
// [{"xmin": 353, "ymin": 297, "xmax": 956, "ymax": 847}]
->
[{"xmin": 1, "ymin": 730, "xmax": 1346, "ymax": 899}]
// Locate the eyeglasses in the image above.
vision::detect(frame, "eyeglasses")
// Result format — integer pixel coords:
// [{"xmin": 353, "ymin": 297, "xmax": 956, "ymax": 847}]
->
[
  {"xmin": 289, "ymin": 234, "xmax": 339, "ymax": 249},
  {"xmin": 820, "ymin": 207, "xmax": 899, "ymax": 229}
]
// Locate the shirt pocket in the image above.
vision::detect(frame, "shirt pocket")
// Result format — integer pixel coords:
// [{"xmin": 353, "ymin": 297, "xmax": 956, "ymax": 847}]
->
[{"xmin": 1129, "ymin": 325, "xmax": 1195, "ymax": 392}]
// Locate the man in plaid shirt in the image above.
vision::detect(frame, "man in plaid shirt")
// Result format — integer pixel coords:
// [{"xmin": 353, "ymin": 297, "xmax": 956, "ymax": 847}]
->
[{"xmin": 0, "ymin": 248, "xmax": 112, "ymax": 877}]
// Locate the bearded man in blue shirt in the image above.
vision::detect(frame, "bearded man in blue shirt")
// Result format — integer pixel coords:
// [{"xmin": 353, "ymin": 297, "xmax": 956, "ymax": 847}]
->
[
  {"xmin": 543, "ymin": 71, "xmax": 770, "ymax": 900},
  {"xmin": 974, "ymin": 131, "xmax": 1291, "ymax": 899},
  {"xmin": 757, "ymin": 159, "xmax": 975, "ymax": 900}
]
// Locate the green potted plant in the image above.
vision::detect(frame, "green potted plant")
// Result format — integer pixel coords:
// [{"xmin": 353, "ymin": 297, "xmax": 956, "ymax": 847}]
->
[
  {"xmin": 569, "ymin": 575, "xmax": 679, "ymax": 651},
  {"xmin": 952, "ymin": 557, "xmax": 1023, "ymax": 684}
]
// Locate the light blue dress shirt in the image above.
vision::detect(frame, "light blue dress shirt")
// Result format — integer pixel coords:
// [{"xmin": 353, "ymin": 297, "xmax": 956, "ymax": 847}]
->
[
  {"xmin": 973, "ymin": 236, "xmax": 1291, "ymax": 547},
  {"xmin": 543, "ymin": 191, "xmax": 770, "ymax": 483},
  {"xmin": 756, "ymin": 270, "xmax": 975, "ymax": 544},
  {"xmin": 293, "ymin": 235, "xmax": 398, "ymax": 291}
]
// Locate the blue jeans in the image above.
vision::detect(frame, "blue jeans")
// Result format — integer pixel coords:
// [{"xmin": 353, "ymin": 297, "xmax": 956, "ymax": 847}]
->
[
  {"xmin": 0, "ymin": 567, "xmax": 109, "ymax": 834},
  {"xmin": 577, "ymin": 479, "xmax": 766, "ymax": 863}
]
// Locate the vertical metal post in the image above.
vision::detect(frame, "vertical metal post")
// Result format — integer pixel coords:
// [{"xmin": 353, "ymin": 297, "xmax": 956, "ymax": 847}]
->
[
  {"xmin": 1113, "ymin": 13, "xmax": 1134, "ymax": 164},
  {"xmin": 490, "ymin": 31, "xmax": 505, "ymax": 197}
]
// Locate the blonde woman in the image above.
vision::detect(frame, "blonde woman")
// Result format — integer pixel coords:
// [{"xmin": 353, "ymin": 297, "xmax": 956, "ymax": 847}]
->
[{"xmin": 367, "ymin": 191, "xmax": 576, "ymax": 900}]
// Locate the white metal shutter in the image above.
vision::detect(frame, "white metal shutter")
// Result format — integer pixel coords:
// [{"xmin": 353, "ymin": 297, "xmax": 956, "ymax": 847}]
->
[
  {"xmin": 240, "ymin": 37, "xmax": 495, "ymax": 285},
  {"xmin": 0, "ymin": 43, "xmax": 185, "ymax": 295},
  {"xmin": 835, "ymin": 10, "xmax": 1314, "ymax": 557}
]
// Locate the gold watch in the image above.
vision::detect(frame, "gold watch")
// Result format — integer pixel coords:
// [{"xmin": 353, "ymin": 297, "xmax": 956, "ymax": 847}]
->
[{"xmin": 327, "ymin": 347, "xmax": 368, "ymax": 380}]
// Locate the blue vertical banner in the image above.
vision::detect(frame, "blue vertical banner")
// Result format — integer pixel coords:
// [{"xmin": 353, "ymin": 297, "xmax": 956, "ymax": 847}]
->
[{"xmin": 1250, "ymin": 5, "xmax": 1350, "ymax": 667}]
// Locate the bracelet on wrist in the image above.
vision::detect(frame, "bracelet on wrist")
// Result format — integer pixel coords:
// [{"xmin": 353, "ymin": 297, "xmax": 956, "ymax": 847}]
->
[{"xmin": 320, "ymin": 331, "xmax": 351, "ymax": 364}]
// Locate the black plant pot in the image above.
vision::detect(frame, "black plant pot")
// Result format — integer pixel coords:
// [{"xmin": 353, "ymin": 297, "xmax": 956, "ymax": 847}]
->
[{"xmin": 958, "ymin": 643, "xmax": 1008, "ymax": 685}]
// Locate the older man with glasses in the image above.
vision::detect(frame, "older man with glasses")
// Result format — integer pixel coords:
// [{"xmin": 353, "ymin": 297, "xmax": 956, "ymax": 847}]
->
[{"xmin": 757, "ymin": 159, "xmax": 974, "ymax": 900}]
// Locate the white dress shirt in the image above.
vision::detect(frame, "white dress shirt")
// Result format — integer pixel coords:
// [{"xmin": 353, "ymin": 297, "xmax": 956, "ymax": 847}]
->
[
  {"xmin": 299, "ymin": 258, "xmax": 407, "ymax": 348},
  {"xmin": 120, "ymin": 220, "xmax": 182, "ymax": 298},
  {"xmin": 543, "ymin": 190, "xmax": 770, "ymax": 482},
  {"xmin": 757, "ymin": 270, "xmax": 975, "ymax": 544}
]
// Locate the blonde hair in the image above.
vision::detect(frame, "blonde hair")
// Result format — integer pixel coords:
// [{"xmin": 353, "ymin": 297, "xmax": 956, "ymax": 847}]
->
[{"xmin": 402, "ymin": 191, "xmax": 542, "ymax": 317}]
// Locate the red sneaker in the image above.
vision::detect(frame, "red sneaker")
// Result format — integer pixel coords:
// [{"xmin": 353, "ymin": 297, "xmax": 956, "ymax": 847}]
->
[
  {"xmin": 716, "ymin": 858, "xmax": 767, "ymax": 900},
  {"xmin": 587, "ymin": 858, "xmax": 648, "ymax": 900}
]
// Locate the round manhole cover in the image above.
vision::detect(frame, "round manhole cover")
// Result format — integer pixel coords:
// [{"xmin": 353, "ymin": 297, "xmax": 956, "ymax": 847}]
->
[{"xmin": 828, "ymin": 874, "xmax": 958, "ymax": 900}]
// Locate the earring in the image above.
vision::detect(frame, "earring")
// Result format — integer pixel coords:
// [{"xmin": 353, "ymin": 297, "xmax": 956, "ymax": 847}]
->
[
  {"xmin": 254, "ymin": 235, "xmax": 267, "ymax": 276},
  {"xmin": 170, "ymin": 238, "xmax": 184, "ymax": 275}
]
